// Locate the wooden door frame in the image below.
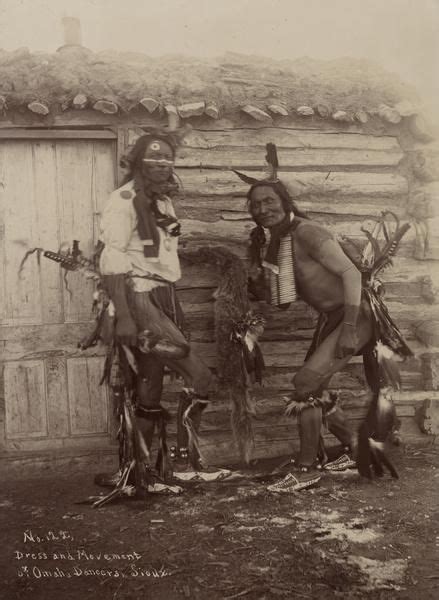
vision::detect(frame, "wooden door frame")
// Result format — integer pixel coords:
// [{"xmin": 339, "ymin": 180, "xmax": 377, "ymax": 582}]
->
[
  {"xmin": 0, "ymin": 129, "xmax": 121, "ymax": 454},
  {"xmin": 0, "ymin": 126, "xmax": 134, "ymax": 185}
]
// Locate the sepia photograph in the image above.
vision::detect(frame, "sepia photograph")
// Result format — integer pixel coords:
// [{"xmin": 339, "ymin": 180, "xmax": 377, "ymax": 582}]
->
[{"xmin": 0, "ymin": 1, "xmax": 438, "ymax": 598}]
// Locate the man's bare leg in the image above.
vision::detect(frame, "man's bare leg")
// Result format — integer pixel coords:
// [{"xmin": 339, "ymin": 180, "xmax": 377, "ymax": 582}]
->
[{"xmin": 268, "ymin": 307, "xmax": 373, "ymax": 492}]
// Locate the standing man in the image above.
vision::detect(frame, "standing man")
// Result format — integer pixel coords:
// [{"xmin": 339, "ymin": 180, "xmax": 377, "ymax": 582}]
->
[
  {"xmin": 97, "ymin": 129, "xmax": 230, "ymax": 491},
  {"xmin": 234, "ymin": 144, "xmax": 410, "ymax": 493}
]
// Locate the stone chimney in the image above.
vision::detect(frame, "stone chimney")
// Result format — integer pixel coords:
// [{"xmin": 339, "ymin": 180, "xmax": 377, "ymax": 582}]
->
[
  {"xmin": 62, "ymin": 16, "xmax": 82, "ymax": 46},
  {"xmin": 57, "ymin": 17, "xmax": 90, "ymax": 55}
]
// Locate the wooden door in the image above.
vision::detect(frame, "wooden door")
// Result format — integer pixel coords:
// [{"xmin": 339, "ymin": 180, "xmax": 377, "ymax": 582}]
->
[{"xmin": 0, "ymin": 134, "xmax": 117, "ymax": 452}]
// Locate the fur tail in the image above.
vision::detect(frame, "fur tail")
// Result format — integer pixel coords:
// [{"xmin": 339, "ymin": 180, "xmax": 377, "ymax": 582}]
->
[
  {"xmin": 357, "ymin": 343, "xmax": 400, "ymax": 479},
  {"xmin": 357, "ymin": 419, "xmax": 374, "ymax": 479},
  {"xmin": 230, "ymin": 388, "xmax": 256, "ymax": 464}
]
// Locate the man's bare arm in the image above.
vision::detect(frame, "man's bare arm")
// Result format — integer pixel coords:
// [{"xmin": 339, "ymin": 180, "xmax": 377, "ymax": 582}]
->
[{"xmin": 297, "ymin": 224, "xmax": 362, "ymax": 358}]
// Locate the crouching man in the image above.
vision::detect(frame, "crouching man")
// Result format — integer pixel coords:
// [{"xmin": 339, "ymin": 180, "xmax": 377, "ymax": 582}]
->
[{"xmin": 235, "ymin": 151, "xmax": 374, "ymax": 492}]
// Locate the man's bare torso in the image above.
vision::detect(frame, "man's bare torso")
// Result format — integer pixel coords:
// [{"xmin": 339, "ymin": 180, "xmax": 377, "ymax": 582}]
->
[{"xmin": 293, "ymin": 219, "xmax": 347, "ymax": 313}]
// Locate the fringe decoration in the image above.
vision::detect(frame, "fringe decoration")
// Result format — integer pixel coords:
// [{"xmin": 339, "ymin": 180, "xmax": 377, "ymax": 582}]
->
[
  {"xmin": 135, "ymin": 406, "xmax": 172, "ymax": 480},
  {"xmin": 353, "ymin": 211, "xmax": 412, "ymax": 479},
  {"xmin": 182, "ymin": 399, "xmax": 207, "ymax": 468},
  {"xmin": 19, "ymin": 240, "xmax": 172, "ymax": 506},
  {"xmin": 155, "ymin": 414, "xmax": 172, "ymax": 481},
  {"xmin": 92, "ymin": 375, "xmax": 154, "ymax": 508}
]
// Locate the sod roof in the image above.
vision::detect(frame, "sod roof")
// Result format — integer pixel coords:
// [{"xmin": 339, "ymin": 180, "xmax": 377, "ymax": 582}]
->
[{"xmin": 0, "ymin": 47, "xmax": 420, "ymax": 118}]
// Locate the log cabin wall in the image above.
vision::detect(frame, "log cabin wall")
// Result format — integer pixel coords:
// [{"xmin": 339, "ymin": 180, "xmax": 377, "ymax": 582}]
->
[
  {"xmin": 166, "ymin": 117, "xmax": 439, "ymax": 463},
  {"xmin": 0, "ymin": 48, "xmax": 438, "ymax": 466},
  {"xmin": 0, "ymin": 114, "xmax": 437, "ymax": 467}
]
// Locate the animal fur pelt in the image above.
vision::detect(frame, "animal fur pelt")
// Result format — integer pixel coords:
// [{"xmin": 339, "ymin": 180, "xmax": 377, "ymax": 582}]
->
[
  {"xmin": 357, "ymin": 386, "xmax": 399, "ymax": 479},
  {"xmin": 180, "ymin": 246, "xmax": 265, "ymax": 463}
]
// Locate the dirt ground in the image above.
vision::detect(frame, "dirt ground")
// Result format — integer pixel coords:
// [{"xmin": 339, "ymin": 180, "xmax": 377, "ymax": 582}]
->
[{"xmin": 1, "ymin": 444, "xmax": 438, "ymax": 600}]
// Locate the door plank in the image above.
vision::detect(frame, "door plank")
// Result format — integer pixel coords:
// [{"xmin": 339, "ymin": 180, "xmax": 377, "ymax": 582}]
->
[
  {"xmin": 1, "ymin": 141, "xmax": 42, "ymax": 324},
  {"xmin": 56, "ymin": 141, "xmax": 96, "ymax": 323},
  {"xmin": 4, "ymin": 361, "xmax": 47, "ymax": 439},
  {"xmin": 0, "ymin": 144, "xmax": 6, "ymax": 322},
  {"xmin": 46, "ymin": 357, "xmax": 70, "ymax": 438},
  {"xmin": 92, "ymin": 140, "xmax": 117, "ymax": 242},
  {"xmin": 67, "ymin": 357, "xmax": 109, "ymax": 436},
  {"xmin": 32, "ymin": 141, "xmax": 64, "ymax": 324}
]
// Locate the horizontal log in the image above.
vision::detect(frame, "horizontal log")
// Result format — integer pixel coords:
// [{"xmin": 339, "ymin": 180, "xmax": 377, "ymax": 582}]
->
[
  {"xmin": 72, "ymin": 94, "xmax": 88, "ymax": 110},
  {"xmin": 93, "ymin": 100, "xmax": 118, "ymax": 115},
  {"xmin": 0, "ymin": 112, "xmax": 390, "ymax": 134},
  {"xmin": 182, "ymin": 128, "xmax": 401, "ymax": 152},
  {"xmin": 179, "ymin": 219, "xmax": 439, "ymax": 263},
  {"xmin": 296, "ymin": 106, "xmax": 315, "ymax": 117},
  {"xmin": 205, "ymin": 102, "xmax": 220, "ymax": 119},
  {"xmin": 379, "ymin": 104, "xmax": 401, "ymax": 124},
  {"xmin": 176, "ymin": 196, "xmax": 407, "ymax": 221},
  {"xmin": 176, "ymin": 169, "xmax": 408, "ymax": 197},
  {"xmin": 178, "ymin": 288, "xmax": 216, "ymax": 304},
  {"xmin": 180, "ymin": 210, "xmax": 418, "ymax": 235},
  {"xmin": 178, "ymin": 102, "xmax": 205, "ymax": 118},
  {"xmin": 190, "ymin": 402, "xmax": 417, "ymax": 431},
  {"xmin": 161, "ymin": 409, "xmax": 419, "ymax": 443},
  {"xmin": 178, "ymin": 264, "xmax": 222, "ymax": 288},
  {"xmin": 395, "ymin": 100, "xmax": 417, "ymax": 117},
  {"xmin": 198, "ymin": 417, "xmax": 425, "ymax": 464},
  {"xmin": 241, "ymin": 105, "xmax": 273, "ymax": 123},
  {"xmin": 181, "ymin": 298, "xmax": 317, "ymax": 324},
  {"xmin": 0, "ymin": 128, "xmax": 117, "ymax": 140},
  {"xmin": 176, "ymin": 146, "xmax": 403, "ymax": 169},
  {"xmin": 267, "ymin": 104, "xmax": 289, "ymax": 116},
  {"xmin": 178, "ymin": 261, "xmax": 433, "ymax": 290},
  {"xmin": 187, "ymin": 341, "xmax": 308, "ymax": 368},
  {"xmin": 139, "ymin": 97, "xmax": 160, "ymax": 113},
  {"xmin": 208, "ymin": 322, "xmax": 424, "ymax": 353},
  {"xmin": 179, "ymin": 217, "xmax": 416, "ymax": 248},
  {"xmin": 379, "ymin": 258, "xmax": 437, "ymax": 281},
  {"xmin": 162, "ymin": 387, "xmax": 428, "ymax": 419},
  {"xmin": 27, "ymin": 101, "xmax": 49, "ymax": 116},
  {"xmin": 380, "ymin": 302, "xmax": 439, "ymax": 325},
  {"xmin": 355, "ymin": 110, "xmax": 369, "ymax": 124}
]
